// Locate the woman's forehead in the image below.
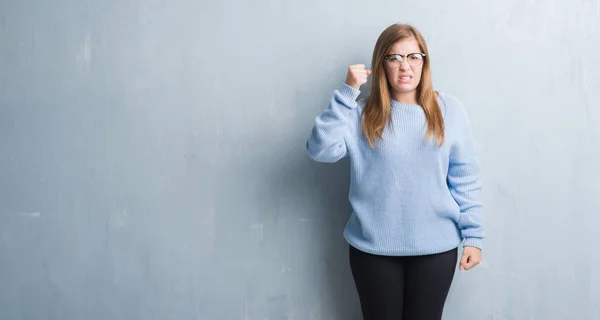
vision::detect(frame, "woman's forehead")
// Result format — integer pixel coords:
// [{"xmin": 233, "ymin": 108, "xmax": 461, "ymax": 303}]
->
[{"xmin": 387, "ymin": 38, "xmax": 421, "ymax": 54}]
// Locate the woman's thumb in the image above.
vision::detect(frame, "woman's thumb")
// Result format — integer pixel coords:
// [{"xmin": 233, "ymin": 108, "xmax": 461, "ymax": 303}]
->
[{"xmin": 460, "ymin": 252, "xmax": 469, "ymax": 270}]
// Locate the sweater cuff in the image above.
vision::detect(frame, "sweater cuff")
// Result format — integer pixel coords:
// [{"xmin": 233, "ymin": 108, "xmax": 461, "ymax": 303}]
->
[
  {"xmin": 463, "ymin": 237, "xmax": 483, "ymax": 251},
  {"xmin": 338, "ymin": 83, "xmax": 361, "ymax": 106}
]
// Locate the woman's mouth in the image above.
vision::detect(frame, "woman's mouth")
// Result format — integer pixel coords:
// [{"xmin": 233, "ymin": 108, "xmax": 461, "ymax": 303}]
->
[{"xmin": 398, "ymin": 75, "xmax": 412, "ymax": 83}]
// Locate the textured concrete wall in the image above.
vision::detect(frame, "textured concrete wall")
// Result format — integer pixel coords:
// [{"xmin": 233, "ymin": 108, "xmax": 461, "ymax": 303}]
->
[{"xmin": 1, "ymin": 0, "xmax": 599, "ymax": 319}]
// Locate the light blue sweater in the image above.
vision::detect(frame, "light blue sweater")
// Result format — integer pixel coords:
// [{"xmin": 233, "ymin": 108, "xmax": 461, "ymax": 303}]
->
[{"xmin": 306, "ymin": 83, "xmax": 484, "ymax": 256}]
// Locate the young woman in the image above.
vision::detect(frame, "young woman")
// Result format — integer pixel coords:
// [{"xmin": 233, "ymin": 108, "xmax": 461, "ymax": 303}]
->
[{"xmin": 305, "ymin": 23, "xmax": 485, "ymax": 320}]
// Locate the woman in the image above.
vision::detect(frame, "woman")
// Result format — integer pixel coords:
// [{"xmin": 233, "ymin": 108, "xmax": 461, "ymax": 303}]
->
[{"xmin": 305, "ymin": 23, "xmax": 484, "ymax": 320}]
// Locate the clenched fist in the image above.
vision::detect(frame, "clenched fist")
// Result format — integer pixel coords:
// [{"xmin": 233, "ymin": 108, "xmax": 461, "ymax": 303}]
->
[
  {"xmin": 345, "ymin": 64, "xmax": 372, "ymax": 89},
  {"xmin": 459, "ymin": 246, "xmax": 482, "ymax": 271}
]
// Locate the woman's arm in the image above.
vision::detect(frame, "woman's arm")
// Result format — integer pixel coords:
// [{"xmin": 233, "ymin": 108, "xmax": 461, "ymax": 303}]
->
[
  {"xmin": 305, "ymin": 83, "xmax": 361, "ymax": 163},
  {"xmin": 447, "ymin": 102, "xmax": 485, "ymax": 250}
]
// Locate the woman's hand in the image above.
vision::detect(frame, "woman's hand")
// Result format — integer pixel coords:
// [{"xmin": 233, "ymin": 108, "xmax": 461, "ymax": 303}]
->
[
  {"xmin": 345, "ymin": 64, "xmax": 372, "ymax": 89},
  {"xmin": 459, "ymin": 246, "xmax": 482, "ymax": 271}
]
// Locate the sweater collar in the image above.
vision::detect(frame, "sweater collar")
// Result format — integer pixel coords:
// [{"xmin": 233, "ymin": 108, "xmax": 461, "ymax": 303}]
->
[{"xmin": 390, "ymin": 99, "xmax": 421, "ymax": 110}]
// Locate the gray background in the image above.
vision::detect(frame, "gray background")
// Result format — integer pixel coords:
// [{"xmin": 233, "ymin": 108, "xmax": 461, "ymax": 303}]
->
[{"xmin": 1, "ymin": 0, "xmax": 599, "ymax": 319}]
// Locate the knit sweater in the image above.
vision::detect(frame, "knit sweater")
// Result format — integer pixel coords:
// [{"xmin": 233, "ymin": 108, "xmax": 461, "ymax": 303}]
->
[{"xmin": 305, "ymin": 83, "xmax": 484, "ymax": 256}]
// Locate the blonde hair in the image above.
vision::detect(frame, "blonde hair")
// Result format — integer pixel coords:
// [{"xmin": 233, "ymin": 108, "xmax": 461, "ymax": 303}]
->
[{"xmin": 361, "ymin": 23, "xmax": 444, "ymax": 147}]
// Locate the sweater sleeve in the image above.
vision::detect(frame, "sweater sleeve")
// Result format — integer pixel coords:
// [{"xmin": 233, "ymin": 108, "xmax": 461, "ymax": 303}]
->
[
  {"xmin": 447, "ymin": 102, "xmax": 485, "ymax": 250},
  {"xmin": 305, "ymin": 83, "xmax": 361, "ymax": 163}
]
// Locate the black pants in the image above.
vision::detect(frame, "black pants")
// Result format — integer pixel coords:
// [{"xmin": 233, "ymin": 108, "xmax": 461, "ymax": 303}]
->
[{"xmin": 349, "ymin": 245, "xmax": 458, "ymax": 320}]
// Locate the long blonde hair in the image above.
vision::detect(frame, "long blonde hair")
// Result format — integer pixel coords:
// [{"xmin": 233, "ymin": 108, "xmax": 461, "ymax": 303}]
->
[{"xmin": 361, "ymin": 23, "xmax": 444, "ymax": 148}]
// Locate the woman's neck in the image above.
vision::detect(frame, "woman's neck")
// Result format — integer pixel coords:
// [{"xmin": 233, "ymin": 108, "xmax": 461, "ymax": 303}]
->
[{"xmin": 391, "ymin": 90, "xmax": 418, "ymax": 105}]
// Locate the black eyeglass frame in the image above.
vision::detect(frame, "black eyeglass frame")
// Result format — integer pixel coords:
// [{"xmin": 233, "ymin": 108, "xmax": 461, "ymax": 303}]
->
[{"xmin": 383, "ymin": 53, "xmax": 427, "ymax": 65}]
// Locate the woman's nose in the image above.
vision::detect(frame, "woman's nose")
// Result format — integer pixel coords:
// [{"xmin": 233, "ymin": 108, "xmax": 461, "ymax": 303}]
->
[{"xmin": 399, "ymin": 59, "xmax": 411, "ymax": 71}]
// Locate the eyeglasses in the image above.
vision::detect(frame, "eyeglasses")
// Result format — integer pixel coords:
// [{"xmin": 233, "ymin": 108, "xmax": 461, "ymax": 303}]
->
[{"xmin": 384, "ymin": 53, "xmax": 426, "ymax": 67}]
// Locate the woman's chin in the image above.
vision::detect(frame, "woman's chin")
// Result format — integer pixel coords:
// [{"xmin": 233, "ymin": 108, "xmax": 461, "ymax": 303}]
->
[{"xmin": 391, "ymin": 85, "xmax": 417, "ymax": 94}]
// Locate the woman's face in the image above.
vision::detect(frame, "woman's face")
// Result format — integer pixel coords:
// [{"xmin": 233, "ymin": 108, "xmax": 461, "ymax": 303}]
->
[{"xmin": 383, "ymin": 38, "xmax": 424, "ymax": 100}]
